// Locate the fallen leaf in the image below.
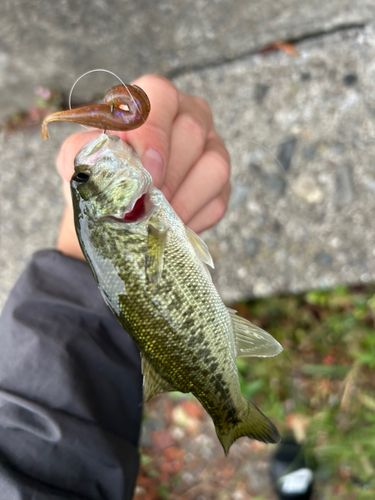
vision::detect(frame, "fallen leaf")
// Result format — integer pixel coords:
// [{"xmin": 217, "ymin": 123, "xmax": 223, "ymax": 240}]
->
[
  {"xmin": 259, "ymin": 41, "xmax": 299, "ymax": 57},
  {"xmin": 152, "ymin": 429, "xmax": 174, "ymax": 450},
  {"xmin": 172, "ymin": 406, "xmax": 199, "ymax": 432},
  {"xmin": 180, "ymin": 400, "xmax": 204, "ymax": 420}
]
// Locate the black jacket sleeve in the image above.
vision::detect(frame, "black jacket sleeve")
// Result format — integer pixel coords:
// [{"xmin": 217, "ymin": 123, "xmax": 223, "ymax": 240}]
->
[{"xmin": 0, "ymin": 250, "xmax": 143, "ymax": 500}]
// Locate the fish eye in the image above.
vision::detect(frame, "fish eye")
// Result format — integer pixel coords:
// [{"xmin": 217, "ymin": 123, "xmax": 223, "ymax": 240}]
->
[{"xmin": 73, "ymin": 172, "xmax": 90, "ymax": 184}]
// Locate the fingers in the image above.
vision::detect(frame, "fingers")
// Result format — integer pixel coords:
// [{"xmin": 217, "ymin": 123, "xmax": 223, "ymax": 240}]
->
[
  {"xmin": 188, "ymin": 185, "xmax": 231, "ymax": 233},
  {"xmin": 162, "ymin": 94, "xmax": 214, "ymax": 201},
  {"xmin": 170, "ymin": 134, "xmax": 231, "ymax": 225},
  {"xmin": 56, "ymin": 75, "xmax": 181, "ymax": 188},
  {"xmin": 116, "ymin": 75, "xmax": 180, "ymax": 188}
]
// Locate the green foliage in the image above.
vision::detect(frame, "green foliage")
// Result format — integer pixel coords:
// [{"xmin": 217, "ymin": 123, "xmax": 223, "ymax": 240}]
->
[
  {"xmin": 158, "ymin": 482, "xmax": 170, "ymax": 499},
  {"xmin": 234, "ymin": 283, "xmax": 375, "ymax": 498}
]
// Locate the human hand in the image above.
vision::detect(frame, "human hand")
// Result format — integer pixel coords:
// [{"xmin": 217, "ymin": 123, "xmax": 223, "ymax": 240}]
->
[{"xmin": 56, "ymin": 74, "xmax": 231, "ymax": 259}]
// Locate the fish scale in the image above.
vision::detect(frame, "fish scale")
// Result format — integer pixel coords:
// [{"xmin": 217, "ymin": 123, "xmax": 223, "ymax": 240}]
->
[
  {"xmin": 71, "ymin": 133, "xmax": 282, "ymax": 454},
  {"xmin": 89, "ymin": 217, "xmax": 235, "ymax": 405}
]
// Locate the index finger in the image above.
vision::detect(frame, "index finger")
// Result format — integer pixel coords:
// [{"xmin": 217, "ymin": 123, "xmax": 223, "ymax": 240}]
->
[{"xmin": 117, "ymin": 75, "xmax": 180, "ymax": 188}]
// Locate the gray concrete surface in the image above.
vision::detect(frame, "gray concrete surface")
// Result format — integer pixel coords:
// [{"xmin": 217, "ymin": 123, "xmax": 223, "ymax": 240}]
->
[
  {"xmin": 0, "ymin": 125, "xmax": 70, "ymax": 308},
  {"xmin": 1, "ymin": 2, "xmax": 375, "ymax": 309},
  {"xmin": 0, "ymin": 0, "xmax": 373, "ymax": 120},
  {"xmin": 178, "ymin": 25, "xmax": 375, "ymax": 300}
]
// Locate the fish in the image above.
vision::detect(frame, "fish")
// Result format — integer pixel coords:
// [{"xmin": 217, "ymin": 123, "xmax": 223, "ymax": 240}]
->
[
  {"xmin": 41, "ymin": 84, "xmax": 150, "ymax": 140},
  {"xmin": 70, "ymin": 132, "xmax": 282, "ymax": 454}
]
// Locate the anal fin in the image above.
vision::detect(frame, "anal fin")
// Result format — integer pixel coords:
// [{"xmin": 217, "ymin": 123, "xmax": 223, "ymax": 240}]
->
[
  {"xmin": 228, "ymin": 308, "xmax": 282, "ymax": 358},
  {"xmin": 141, "ymin": 356, "xmax": 176, "ymax": 402}
]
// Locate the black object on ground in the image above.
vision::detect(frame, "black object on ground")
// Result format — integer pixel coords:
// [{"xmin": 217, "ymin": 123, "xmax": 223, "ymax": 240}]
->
[{"xmin": 270, "ymin": 436, "xmax": 314, "ymax": 500}]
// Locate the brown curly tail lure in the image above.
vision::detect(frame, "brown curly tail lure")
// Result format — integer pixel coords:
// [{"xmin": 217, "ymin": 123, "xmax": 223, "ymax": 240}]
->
[{"xmin": 42, "ymin": 70, "xmax": 150, "ymax": 140}]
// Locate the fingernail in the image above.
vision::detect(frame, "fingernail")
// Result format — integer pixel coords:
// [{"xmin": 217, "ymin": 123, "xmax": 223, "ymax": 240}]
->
[{"xmin": 142, "ymin": 149, "xmax": 164, "ymax": 188}]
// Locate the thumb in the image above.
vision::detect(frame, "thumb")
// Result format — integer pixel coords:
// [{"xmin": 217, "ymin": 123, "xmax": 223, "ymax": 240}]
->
[{"xmin": 56, "ymin": 130, "xmax": 101, "ymax": 182}]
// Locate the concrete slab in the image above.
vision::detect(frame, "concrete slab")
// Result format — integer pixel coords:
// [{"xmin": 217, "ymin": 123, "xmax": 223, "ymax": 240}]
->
[
  {"xmin": 1, "ymin": 24, "xmax": 375, "ymax": 309},
  {"xmin": 0, "ymin": 125, "xmax": 70, "ymax": 309},
  {"xmin": 175, "ymin": 24, "xmax": 375, "ymax": 301},
  {"xmin": 0, "ymin": 0, "xmax": 374, "ymax": 121}
]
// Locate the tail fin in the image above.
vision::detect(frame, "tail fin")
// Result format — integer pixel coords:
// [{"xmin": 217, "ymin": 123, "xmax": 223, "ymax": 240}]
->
[{"xmin": 216, "ymin": 398, "xmax": 280, "ymax": 455}]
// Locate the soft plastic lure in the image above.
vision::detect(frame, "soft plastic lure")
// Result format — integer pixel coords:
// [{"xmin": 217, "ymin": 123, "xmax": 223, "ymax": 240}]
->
[{"xmin": 42, "ymin": 83, "xmax": 150, "ymax": 140}]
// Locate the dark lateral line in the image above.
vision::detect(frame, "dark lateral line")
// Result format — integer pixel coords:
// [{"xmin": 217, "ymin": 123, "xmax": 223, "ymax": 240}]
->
[{"xmin": 167, "ymin": 22, "xmax": 366, "ymax": 80}]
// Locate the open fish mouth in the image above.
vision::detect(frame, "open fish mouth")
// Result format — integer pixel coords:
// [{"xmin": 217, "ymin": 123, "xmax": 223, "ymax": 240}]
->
[
  {"xmin": 99, "ymin": 192, "xmax": 154, "ymax": 224},
  {"xmin": 122, "ymin": 193, "xmax": 147, "ymax": 222}
]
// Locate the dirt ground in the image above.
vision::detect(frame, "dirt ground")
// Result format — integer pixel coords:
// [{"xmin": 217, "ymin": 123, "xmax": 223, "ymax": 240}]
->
[{"xmin": 135, "ymin": 394, "xmax": 278, "ymax": 500}]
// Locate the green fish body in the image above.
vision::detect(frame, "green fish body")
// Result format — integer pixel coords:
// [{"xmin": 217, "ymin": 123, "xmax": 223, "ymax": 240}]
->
[{"xmin": 71, "ymin": 133, "xmax": 282, "ymax": 454}]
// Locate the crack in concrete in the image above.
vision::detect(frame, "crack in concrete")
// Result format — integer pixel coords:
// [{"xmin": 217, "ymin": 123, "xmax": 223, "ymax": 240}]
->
[
  {"xmin": 282, "ymin": 21, "xmax": 365, "ymax": 45},
  {"xmin": 167, "ymin": 22, "xmax": 366, "ymax": 80}
]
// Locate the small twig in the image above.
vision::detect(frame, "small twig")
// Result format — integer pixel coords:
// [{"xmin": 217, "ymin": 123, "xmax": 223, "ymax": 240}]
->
[
  {"xmin": 354, "ymin": 444, "xmax": 375, "ymax": 478},
  {"xmin": 340, "ymin": 362, "xmax": 360, "ymax": 410}
]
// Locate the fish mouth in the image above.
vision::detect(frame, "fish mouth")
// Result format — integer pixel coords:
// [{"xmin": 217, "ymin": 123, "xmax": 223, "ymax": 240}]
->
[
  {"xmin": 122, "ymin": 193, "xmax": 148, "ymax": 222},
  {"xmin": 100, "ymin": 191, "xmax": 154, "ymax": 224}
]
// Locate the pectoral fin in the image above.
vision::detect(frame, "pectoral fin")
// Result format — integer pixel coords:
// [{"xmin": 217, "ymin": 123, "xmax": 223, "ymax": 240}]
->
[
  {"xmin": 228, "ymin": 308, "xmax": 282, "ymax": 358},
  {"xmin": 185, "ymin": 225, "xmax": 214, "ymax": 268},
  {"xmin": 141, "ymin": 356, "xmax": 176, "ymax": 402},
  {"xmin": 146, "ymin": 223, "xmax": 168, "ymax": 286}
]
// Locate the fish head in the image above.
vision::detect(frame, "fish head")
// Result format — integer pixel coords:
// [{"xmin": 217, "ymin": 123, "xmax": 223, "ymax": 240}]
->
[{"xmin": 71, "ymin": 133, "xmax": 153, "ymax": 223}]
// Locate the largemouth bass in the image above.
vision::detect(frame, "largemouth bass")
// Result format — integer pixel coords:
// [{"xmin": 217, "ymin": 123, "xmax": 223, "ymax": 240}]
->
[{"xmin": 71, "ymin": 133, "xmax": 282, "ymax": 454}]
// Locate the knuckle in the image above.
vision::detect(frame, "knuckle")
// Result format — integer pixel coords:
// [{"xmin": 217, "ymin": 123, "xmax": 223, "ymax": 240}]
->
[
  {"xmin": 211, "ymin": 197, "xmax": 227, "ymax": 224},
  {"xmin": 208, "ymin": 150, "xmax": 231, "ymax": 185},
  {"xmin": 192, "ymin": 96, "xmax": 212, "ymax": 116},
  {"xmin": 134, "ymin": 74, "xmax": 180, "ymax": 109},
  {"xmin": 146, "ymin": 74, "xmax": 174, "ymax": 88},
  {"xmin": 144, "ymin": 121, "xmax": 169, "ymax": 150},
  {"xmin": 172, "ymin": 200, "xmax": 190, "ymax": 223},
  {"xmin": 152, "ymin": 75, "xmax": 179, "ymax": 103},
  {"xmin": 179, "ymin": 113, "xmax": 207, "ymax": 145},
  {"xmin": 158, "ymin": 80, "xmax": 179, "ymax": 107}
]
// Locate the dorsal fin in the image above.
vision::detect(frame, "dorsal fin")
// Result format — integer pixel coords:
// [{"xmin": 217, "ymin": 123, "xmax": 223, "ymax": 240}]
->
[
  {"xmin": 185, "ymin": 225, "xmax": 214, "ymax": 268},
  {"xmin": 228, "ymin": 308, "xmax": 282, "ymax": 358},
  {"xmin": 141, "ymin": 356, "xmax": 177, "ymax": 402}
]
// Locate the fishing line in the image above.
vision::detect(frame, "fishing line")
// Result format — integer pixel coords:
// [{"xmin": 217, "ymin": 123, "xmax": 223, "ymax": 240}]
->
[
  {"xmin": 68, "ymin": 68, "xmax": 144, "ymax": 131},
  {"xmin": 246, "ymin": 138, "xmax": 295, "ymax": 196},
  {"xmin": 246, "ymin": 137, "xmax": 302, "ymax": 231},
  {"xmin": 236, "ymin": 136, "xmax": 300, "ymax": 220},
  {"xmin": 236, "ymin": 136, "xmax": 302, "ymax": 292}
]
